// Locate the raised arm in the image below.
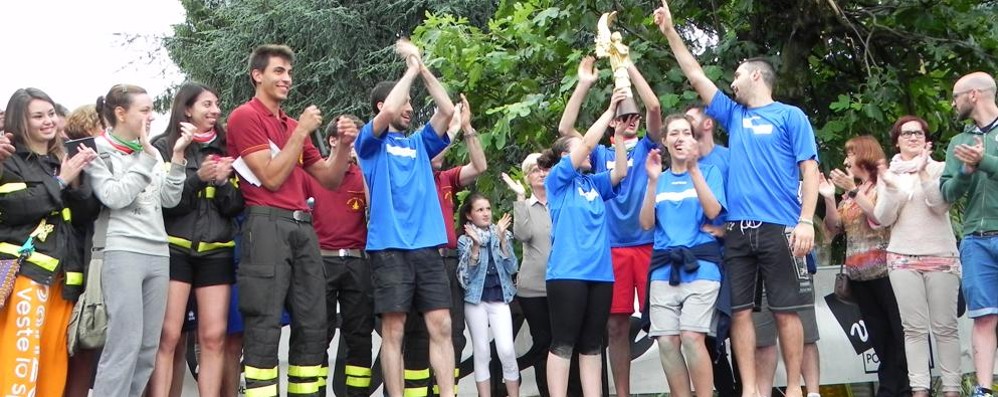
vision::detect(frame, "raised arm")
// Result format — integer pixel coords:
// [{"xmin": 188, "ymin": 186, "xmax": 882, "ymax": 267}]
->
[
  {"xmin": 611, "ymin": 114, "xmax": 639, "ymax": 186},
  {"xmin": 654, "ymin": 1, "xmax": 719, "ymax": 105},
  {"xmin": 402, "ymin": 41, "xmax": 456, "ymax": 136},
  {"xmin": 372, "ymin": 40, "xmax": 423, "ymax": 139},
  {"xmin": 456, "ymin": 95, "xmax": 487, "ymax": 186},
  {"xmin": 640, "ymin": 149, "xmax": 663, "ymax": 230},
  {"xmin": 558, "ymin": 56, "xmax": 599, "ymax": 138},
  {"xmin": 627, "ymin": 64, "xmax": 663, "ymax": 141},
  {"xmin": 240, "ymin": 105, "xmax": 322, "ymax": 191},
  {"xmin": 307, "ymin": 116, "xmax": 359, "ymax": 190},
  {"xmin": 572, "ymin": 90, "xmax": 624, "ymax": 170}
]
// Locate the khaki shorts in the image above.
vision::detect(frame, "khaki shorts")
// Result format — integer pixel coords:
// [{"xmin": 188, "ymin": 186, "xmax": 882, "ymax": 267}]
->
[{"xmin": 648, "ymin": 280, "xmax": 720, "ymax": 337}]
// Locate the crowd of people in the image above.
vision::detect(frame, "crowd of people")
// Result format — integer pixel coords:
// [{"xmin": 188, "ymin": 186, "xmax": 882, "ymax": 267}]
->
[{"xmin": 2, "ymin": 2, "xmax": 998, "ymax": 397}]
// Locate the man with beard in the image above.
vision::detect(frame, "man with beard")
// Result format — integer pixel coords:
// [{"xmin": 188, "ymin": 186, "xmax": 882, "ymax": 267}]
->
[
  {"xmin": 654, "ymin": 2, "xmax": 820, "ymax": 397},
  {"xmin": 940, "ymin": 71, "xmax": 998, "ymax": 397},
  {"xmin": 355, "ymin": 39, "xmax": 457, "ymax": 397},
  {"xmin": 227, "ymin": 43, "xmax": 358, "ymax": 397}
]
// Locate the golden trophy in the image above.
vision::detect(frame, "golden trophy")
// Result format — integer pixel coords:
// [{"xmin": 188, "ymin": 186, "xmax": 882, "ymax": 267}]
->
[{"xmin": 595, "ymin": 11, "xmax": 640, "ymax": 118}]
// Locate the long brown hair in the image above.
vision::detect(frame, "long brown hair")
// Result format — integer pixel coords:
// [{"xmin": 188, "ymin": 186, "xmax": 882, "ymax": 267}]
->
[
  {"xmin": 4, "ymin": 88, "xmax": 65, "ymax": 160},
  {"xmin": 844, "ymin": 135, "xmax": 886, "ymax": 184}
]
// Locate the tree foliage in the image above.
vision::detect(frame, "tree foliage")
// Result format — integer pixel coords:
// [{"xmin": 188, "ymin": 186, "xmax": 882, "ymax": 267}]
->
[
  {"xmin": 411, "ymin": 0, "xmax": 998, "ymax": 215},
  {"xmin": 163, "ymin": 0, "xmax": 496, "ymax": 122},
  {"xmin": 165, "ymin": 0, "xmax": 998, "ymax": 240}
]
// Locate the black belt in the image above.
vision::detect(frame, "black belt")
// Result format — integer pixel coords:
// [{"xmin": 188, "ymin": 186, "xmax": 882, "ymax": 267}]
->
[
  {"xmin": 320, "ymin": 248, "xmax": 366, "ymax": 259},
  {"xmin": 247, "ymin": 206, "xmax": 312, "ymax": 223},
  {"xmin": 439, "ymin": 248, "xmax": 459, "ymax": 258},
  {"xmin": 970, "ymin": 230, "xmax": 998, "ymax": 237}
]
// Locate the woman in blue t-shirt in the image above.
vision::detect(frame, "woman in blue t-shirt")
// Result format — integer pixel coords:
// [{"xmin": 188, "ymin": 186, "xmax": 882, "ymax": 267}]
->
[
  {"xmin": 535, "ymin": 89, "xmax": 630, "ymax": 397},
  {"xmin": 457, "ymin": 192, "xmax": 519, "ymax": 397},
  {"xmin": 639, "ymin": 114, "xmax": 726, "ymax": 397}
]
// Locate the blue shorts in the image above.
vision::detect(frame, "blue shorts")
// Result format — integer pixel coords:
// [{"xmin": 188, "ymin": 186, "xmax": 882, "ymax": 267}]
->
[{"xmin": 960, "ymin": 235, "xmax": 998, "ymax": 318}]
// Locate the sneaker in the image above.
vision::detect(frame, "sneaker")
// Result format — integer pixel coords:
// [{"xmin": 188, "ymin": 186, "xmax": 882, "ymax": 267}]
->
[{"xmin": 972, "ymin": 386, "xmax": 994, "ymax": 397}]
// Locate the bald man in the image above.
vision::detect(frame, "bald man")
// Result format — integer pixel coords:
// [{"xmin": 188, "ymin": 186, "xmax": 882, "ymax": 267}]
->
[{"xmin": 940, "ymin": 71, "xmax": 998, "ymax": 397}]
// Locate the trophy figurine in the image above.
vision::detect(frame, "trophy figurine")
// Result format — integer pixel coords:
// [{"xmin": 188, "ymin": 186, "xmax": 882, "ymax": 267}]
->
[{"xmin": 595, "ymin": 11, "xmax": 640, "ymax": 118}]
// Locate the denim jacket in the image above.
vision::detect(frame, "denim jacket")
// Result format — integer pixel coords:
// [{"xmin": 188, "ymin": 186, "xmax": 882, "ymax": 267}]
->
[{"xmin": 457, "ymin": 225, "xmax": 518, "ymax": 304}]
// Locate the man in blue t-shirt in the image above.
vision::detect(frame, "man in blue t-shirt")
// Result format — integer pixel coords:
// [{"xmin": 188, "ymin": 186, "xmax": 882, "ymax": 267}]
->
[
  {"xmin": 354, "ymin": 39, "xmax": 457, "ymax": 397},
  {"xmin": 656, "ymin": 4, "xmax": 819, "ymax": 397},
  {"xmin": 557, "ymin": 56, "xmax": 663, "ymax": 397}
]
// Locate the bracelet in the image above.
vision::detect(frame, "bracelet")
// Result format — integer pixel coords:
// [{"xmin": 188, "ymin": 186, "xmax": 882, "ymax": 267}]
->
[
  {"xmin": 798, "ymin": 218, "xmax": 814, "ymax": 226},
  {"xmin": 847, "ymin": 188, "xmax": 859, "ymax": 198},
  {"xmin": 55, "ymin": 176, "xmax": 68, "ymax": 190}
]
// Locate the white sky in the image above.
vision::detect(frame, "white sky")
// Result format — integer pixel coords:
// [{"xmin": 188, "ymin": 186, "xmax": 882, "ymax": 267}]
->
[{"xmin": 0, "ymin": 0, "xmax": 186, "ymax": 133}]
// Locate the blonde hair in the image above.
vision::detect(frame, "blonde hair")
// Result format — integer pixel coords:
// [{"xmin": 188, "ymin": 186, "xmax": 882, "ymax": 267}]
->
[
  {"xmin": 521, "ymin": 152, "xmax": 541, "ymax": 173},
  {"xmin": 64, "ymin": 104, "xmax": 102, "ymax": 139}
]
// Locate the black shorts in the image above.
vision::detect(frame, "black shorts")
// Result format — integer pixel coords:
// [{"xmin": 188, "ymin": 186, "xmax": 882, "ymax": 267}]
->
[
  {"xmin": 370, "ymin": 248, "xmax": 452, "ymax": 314},
  {"xmin": 724, "ymin": 221, "xmax": 814, "ymax": 312},
  {"xmin": 169, "ymin": 247, "xmax": 235, "ymax": 287},
  {"xmin": 546, "ymin": 280, "xmax": 613, "ymax": 357}
]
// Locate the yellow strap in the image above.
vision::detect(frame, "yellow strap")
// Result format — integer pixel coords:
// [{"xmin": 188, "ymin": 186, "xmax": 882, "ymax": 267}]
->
[
  {"xmin": 0, "ymin": 182, "xmax": 27, "ymax": 194},
  {"xmin": 62, "ymin": 208, "xmax": 71, "ymax": 222},
  {"xmin": 404, "ymin": 387, "xmax": 429, "ymax": 397},
  {"xmin": 403, "ymin": 368, "xmax": 430, "ymax": 380},
  {"xmin": 317, "ymin": 365, "xmax": 329, "ymax": 377},
  {"xmin": 169, "ymin": 236, "xmax": 234, "ymax": 253},
  {"xmin": 287, "ymin": 364, "xmax": 322, "ymax": 378},
  {"xmin": 454, "ymin": 368, "xmax": 460, "ymax": 377},
  {"xmin": 202, "ymin": 186, "xmax": 216, "ymax": 199},
  {"xmin": 198, "ymin": 241, "xmax": 235, "ymax": 252},
  {"xmin": 317, "ymin": 376, "xmax": 327, "ymax": 388},
  {"xmin": 344, "ymin": 365, "xmax": 371, "ymax": 377},
  {"xmin": 65, "ymin": 272, "xmax": 83, "ymax": 286},
  {"xmin": 168, "ymin": 236, "xmax": 193, "ymax": 249},
  {"xmin": 287, "ymin": 381, "xmax": 320, "ymax": 395},
  {"xmin": 346, "ymin": 376, "xmax": 372, "ymax": 387},
  {"xmin": 231, "ymin": 176, "xmax": 239, "ymax": 188},
  {"xmin": 243, "ymin": 384, "xmax": 278, "ymax": 397},
  {"xmin": 0, "ymin": 242, "xmax": 58, "ymax": 271},
  {"xmin": 244, "ymin": 365, "xmax": 279, "ymax": 381}
]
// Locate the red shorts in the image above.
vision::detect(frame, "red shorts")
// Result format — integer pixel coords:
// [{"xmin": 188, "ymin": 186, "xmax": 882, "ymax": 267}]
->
[{"xmin": 610, "ymin": 245, "xmax": 652, "ymax": 314}]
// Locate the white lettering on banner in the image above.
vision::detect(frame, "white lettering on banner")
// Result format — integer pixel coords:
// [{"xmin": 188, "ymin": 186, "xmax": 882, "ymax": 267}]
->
[
  {"xmin": 656, "ymin": 189, "xmax": 697, "ymax": 203},
  {"xmin": 742, "ymin": 116, "xmax": 774, "ymax": 135},
  {"xmin": 386, "ymin": 144, "xmax": 417, "ymax": 159},
  {"xmin": 850, "ymin": 320, "xmax": 869, "ymax": 342},
  {"xmin": 604, "ymin": 158, "xmax": 634, "ymax": 170},
  {"xmin": 577, "ymin": 187, "xmax": 599, "ymax": 202}
]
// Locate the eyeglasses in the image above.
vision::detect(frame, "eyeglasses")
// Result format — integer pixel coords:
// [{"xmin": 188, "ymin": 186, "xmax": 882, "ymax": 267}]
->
[{"xmin": 899, "ymin": 129, "xmax": 925, "ymax": 137}]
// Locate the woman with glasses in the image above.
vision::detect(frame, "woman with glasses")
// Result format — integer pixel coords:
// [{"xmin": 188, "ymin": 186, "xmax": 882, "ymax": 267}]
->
[{"xmin": 874, "ymin": 116, "xmax": 961, "ymax": 397}]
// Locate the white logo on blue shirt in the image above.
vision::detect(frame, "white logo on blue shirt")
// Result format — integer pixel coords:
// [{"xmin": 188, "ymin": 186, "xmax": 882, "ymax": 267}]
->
[
  {"xmin": 577, "ymin": 186, "xmax": 600, "ymax": 201},
  {"xmin": 656, "ymin": 188, "xmax": 697, "ymax": 203},
  {"xmin": 742, "ymin": 116, "xmax": 774, "ymax": 135},
  {"xmin": 386, "ymin": 144, "xmax": 417, "ymax": 159},
  {"xmin": 604, "ymin": 158, "xmax": 634, "ymax": 170}
]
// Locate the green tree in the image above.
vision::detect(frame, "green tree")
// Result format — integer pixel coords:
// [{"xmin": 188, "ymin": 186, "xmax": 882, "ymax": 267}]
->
[
  {"xmin": 163, "ymin": 0, "xmax": 497, "ymax": 126},
  {"xmin": 412, "ymin": 0, "xmax": 998, "ymax": 222}
]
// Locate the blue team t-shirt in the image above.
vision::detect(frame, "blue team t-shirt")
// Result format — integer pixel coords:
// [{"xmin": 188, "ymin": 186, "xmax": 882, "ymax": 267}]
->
[
  {"xmin": 698, "ymin": 144, "xmax": 730, "ymax": 182},
  {"xmin": 706, "ymin": 92, "xmax": 817, "ymax": 226},
  {"xmin": 545, "ymin": 156, "xmax": 620, "ymax": 282},
  {"xmin": 698, "ymin": 144, "xmax": 730, "ymax": 226},
  {"xmin": 650, "ymin": 164, "xmax": 726, "ymax": 283},
  {"xmin": 355, "ymin": 121, "xmax": 450, "ymax": 250},
  {"xmin": 590, "ymin": 135, "xmax": 657, "ymax": 247}
]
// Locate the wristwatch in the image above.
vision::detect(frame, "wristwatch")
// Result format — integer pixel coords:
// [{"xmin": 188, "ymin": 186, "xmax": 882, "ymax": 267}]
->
[{"xmin": 847, "ymin": 188, "xmax": 858, "ymax": 198}]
